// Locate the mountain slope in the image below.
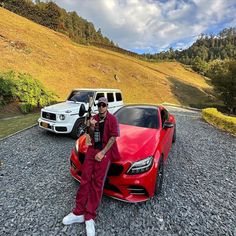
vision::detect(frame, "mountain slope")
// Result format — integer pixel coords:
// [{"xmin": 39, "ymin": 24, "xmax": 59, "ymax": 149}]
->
[{"xmin": 0, "ymin": 7, "xmax": 213, "ymax": 106}]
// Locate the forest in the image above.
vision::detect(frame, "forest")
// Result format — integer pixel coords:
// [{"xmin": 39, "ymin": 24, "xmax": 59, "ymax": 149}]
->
[{"xmin": 0, "ymin": 0, "xmax": 115, "ymax": 46}]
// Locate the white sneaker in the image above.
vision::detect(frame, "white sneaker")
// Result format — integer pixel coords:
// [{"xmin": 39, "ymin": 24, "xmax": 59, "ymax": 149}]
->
[
  {"xmin": 62, "ymin": 213, "xmax": 84, "ymax": 225},
  {"xmin": 85, "ymin": 219, "xmax": 95, "ymax": 236}
]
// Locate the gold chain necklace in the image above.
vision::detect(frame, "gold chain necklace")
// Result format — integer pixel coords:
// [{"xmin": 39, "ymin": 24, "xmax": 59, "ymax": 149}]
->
[{"xmin": 99, "ymin": 115, "xmax": 106, "ymax": 123}]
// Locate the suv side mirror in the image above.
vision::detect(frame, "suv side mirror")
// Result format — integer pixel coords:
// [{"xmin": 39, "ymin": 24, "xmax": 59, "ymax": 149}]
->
[
  {"xmin": 79, "ymin": 104, "xmax": 86, "ymax": 117},
  {"xmin": 163, "ymin": 121, "xmax": 174, "ymax": 129}
]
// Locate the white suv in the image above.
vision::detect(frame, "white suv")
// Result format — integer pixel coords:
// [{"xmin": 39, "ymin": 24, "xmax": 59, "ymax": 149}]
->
[{"xmin": 38, "ymin": 88, "xmax": 123, "ymax": 138}]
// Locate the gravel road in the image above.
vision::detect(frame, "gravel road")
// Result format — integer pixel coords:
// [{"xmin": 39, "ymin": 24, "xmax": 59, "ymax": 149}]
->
[{"xmin": 0, "ymin": 107, "xmax": 235, "ymax": 236}]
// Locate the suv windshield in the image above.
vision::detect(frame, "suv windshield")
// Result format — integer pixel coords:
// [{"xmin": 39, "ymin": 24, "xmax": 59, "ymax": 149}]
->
[
  {"xmin": 68, "ymin": 91, "xmax": 94, "ymax": 103},
  {"xmin": 115, "ymin": 106, "xmax": 159, "ymax": 129}
]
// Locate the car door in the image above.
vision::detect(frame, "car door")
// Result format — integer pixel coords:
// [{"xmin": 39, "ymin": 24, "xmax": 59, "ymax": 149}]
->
[{"xmin": 159, "ymin": 108, "xmax": 173, "ymax": 161}]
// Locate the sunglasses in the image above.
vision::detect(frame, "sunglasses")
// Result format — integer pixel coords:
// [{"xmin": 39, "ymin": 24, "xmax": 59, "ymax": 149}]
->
[{"xmin": 97, "ymin": 103, "xmax": 107, "ymax": 108}]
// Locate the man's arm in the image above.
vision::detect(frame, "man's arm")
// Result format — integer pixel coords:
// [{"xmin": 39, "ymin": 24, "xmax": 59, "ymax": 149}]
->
[
  {"xmin": 101, "ymin": 136, "xmax": 116, "ymax": 155},
  {"xmin": 94, "ymin": 136, "xmax": 116, "ymax": 162}
]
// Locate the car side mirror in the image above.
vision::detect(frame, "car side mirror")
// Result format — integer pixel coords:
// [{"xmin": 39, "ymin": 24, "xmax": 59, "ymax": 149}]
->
[
  {"xmin": 163, "ymin": 121, "xmax": 174, "ymax": 129},
  {"xmin": 79, "ymin": 104, "xmax": 86, "ymax": 117}
]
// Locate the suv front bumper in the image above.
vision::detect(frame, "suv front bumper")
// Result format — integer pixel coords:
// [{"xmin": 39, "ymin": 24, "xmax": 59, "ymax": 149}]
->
[{"xmin": 38, "ymin": 118, "xmax": 73, "ymax": 134}]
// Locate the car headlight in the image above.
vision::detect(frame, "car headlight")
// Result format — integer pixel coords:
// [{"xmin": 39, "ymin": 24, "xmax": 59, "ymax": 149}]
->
[
  {"xmin": 127, "ymin": 156, "xmax": 154, "ymax": 175},
  {"xmin": 59, "ymin": 114, "xmax": 65, "ymax": 120},
  {"xmin": 75, "ymin": 140, "xmax": 79, "ymax": 154}
]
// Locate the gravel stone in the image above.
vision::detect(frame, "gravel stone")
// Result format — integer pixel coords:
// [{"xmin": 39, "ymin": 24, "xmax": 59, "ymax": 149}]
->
[{"xmin": 0, "ymin": 107, "xmax": 235, "ymax": 235}]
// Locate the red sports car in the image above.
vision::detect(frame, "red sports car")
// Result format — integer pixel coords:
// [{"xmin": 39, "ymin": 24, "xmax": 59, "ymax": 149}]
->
[{"xmin": 70, "ymin": 105, "xmax": 176, "ymax": 202}]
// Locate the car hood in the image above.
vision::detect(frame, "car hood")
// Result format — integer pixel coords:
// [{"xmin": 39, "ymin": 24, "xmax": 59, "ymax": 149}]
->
[
  {"xmin": 116, "ymin": 124, "xmax": 160, "ymax": 163},
  {"xmin": 43, "ymin": 101, "xmax": 87, "ymax": 113}
]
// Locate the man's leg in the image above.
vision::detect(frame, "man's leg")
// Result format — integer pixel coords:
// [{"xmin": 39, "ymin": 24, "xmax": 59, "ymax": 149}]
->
[
  {"xmin": 84, "ymin": 154, "xmax": 111, "ymax": 220},
  {"xmin": 73, "ymin": 148, "xmax": 97, "ymax": 215}
]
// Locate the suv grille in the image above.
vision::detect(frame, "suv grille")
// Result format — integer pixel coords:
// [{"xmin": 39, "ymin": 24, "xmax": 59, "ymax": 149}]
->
[{"xmin": 42, "ymin": 112, "xmax": 56, "ymax": 121}]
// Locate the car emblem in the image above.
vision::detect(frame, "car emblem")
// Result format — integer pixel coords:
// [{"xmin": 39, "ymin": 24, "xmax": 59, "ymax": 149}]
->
[{"xmin": 46, "ymin": 113, "xmax": 50, "ymax": 119}]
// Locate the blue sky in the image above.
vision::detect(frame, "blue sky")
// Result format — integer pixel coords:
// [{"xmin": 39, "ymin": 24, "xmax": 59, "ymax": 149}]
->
[{"xmin": 43, "ymin": 0, "xmax": 236, "ymax": 54}]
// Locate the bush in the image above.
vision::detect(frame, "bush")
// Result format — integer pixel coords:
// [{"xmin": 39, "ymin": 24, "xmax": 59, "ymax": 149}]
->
[
  {"xmin": 0, "ymin": 70, "xmax": 57, "ymax": 113},
  {"xmin": 0, "ymin": 71, "xmax": 16, "ymax": 106},
  {"xmin": 202, "ymin": 108, "xmax": 236, "ymax": 136},
  {"xmin": 13, "ymin": 73, "xmax": 57, "ymax": 111},
  {"xmin": 19, "ymin": 102, "xmax": 33, "ymax": 114}
]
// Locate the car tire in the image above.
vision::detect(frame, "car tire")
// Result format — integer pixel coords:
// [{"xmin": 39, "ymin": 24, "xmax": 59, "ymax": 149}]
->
[
  {"xmin": 155, "ymin": 157, "xmax": 164, "ymax": 195},
  {"xmin": 172, "ymin": 125, "xmax": 176, "ymax": 143},
  {"xmin": 71, "ymin": 118, "xmax": 86, "ymax": 139}
]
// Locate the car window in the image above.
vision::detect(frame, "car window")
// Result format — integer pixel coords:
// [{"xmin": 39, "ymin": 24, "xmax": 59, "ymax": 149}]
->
[
  {"xmin": 95, "ymin": 93, "xmax": 105, "ymax": 100},
  {"xmin": 107, "ymin": 93, "xmax": 114, "ymax": 102},
  {"xmin": 115, "ymin": 107, "xmax": 159, "ymax": 129},
  {"xmin": 68, "ymin": 91, "xmax": 94, "ymax": 103},
  {"xmin": 116, "ymin": 93, "xmax": 122, "ymax": 101}
]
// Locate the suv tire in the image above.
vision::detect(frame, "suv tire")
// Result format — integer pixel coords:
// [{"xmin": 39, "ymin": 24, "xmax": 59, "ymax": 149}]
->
[{"xmin": 71, "ymin": 118, "xmax": 86, "ymax": 139}]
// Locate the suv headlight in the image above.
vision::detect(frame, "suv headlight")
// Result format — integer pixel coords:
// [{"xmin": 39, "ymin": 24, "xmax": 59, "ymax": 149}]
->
[
  {"xmin": 127, "ymin": 156, "xmax": 154, "ymax": 175},
  {"xmin": 59, "ymin": 114, "xmax": 65, "ymax": 120}
]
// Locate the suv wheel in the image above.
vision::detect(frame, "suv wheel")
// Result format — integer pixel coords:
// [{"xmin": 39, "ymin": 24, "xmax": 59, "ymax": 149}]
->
[{"xmin": 71, "ymin": 118, "xmax": 86, "ymax": 139}]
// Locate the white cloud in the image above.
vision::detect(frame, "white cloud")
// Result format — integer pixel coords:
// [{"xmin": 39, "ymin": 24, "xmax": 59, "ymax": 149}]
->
[{"xmin": 46, "ymin": 0, "xmax": 236, "ymax": 53}]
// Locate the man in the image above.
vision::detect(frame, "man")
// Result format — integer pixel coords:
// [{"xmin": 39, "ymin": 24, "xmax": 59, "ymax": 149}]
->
[{"xmin": 62, "ymin": 97, "xmax": 120, "ymax": 236}]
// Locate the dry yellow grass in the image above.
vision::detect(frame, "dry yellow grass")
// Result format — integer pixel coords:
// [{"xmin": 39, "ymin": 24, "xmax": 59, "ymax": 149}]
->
[{"xmin": 0, "ymin": 7, "xmax": 213, "ymax": 106}]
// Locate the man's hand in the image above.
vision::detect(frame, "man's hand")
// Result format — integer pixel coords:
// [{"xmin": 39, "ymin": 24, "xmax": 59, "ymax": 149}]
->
[
  {"xmin": 95, "ymin": 151, "xmax": 105, "ymax": 162},
  {"xmin": 90, "ymin": 117, "xmax": 97, "ymax": 127}
]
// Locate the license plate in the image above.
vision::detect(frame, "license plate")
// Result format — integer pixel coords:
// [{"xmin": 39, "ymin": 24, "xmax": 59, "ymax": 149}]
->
[{"xmin": 41, "ymin": 122, "xmax": 48, "ymax": 128}]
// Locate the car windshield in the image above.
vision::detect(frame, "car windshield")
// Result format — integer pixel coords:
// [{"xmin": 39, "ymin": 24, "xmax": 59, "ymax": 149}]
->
[
  {"xmin": 115, "ymin": 106, "xmax": 159, "ymax": 129},
  {"xmin": 67, "ymin": 91, "xmax": 94, "ymax": 103}
]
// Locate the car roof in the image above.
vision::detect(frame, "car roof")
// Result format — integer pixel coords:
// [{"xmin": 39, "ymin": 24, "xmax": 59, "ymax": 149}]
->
[
  {"xmin": 72, "ymin": 88, "xmax": 122, "ymax": 92},
  {"xmin": 122, "ymin": 104, "xmax": 160, "ymax": 110}
]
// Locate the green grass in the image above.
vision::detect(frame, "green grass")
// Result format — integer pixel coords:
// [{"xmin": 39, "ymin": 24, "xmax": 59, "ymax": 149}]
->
[{"xmin": 0, "ymin": 113, "xmax": 39, "ymax": 139}]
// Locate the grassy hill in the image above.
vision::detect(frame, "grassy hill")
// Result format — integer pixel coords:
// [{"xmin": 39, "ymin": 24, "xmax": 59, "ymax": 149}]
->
[{"xmin": 0, "ymin": 7, "xmax": 214, "ymax": 108}]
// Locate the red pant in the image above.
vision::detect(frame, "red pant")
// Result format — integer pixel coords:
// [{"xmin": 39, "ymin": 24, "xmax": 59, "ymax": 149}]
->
[{"xmin": 73, "ymin": 147, "xmax": 111, "ymax": 220}]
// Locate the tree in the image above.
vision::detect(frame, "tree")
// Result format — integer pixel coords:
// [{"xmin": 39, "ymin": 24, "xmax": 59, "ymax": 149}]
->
[
  {"xmin": 208, "ymin": 60, "xmax": 236, "ymax": 113},
  {"xmin": 192, "ymin": 56, "xmax": 208, "ymax": 75}
]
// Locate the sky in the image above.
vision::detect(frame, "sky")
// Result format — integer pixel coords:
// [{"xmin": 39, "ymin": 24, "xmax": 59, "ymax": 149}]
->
[{"xmin": 45, "ymin": 0, "xmax": 236, "ymax": 54}]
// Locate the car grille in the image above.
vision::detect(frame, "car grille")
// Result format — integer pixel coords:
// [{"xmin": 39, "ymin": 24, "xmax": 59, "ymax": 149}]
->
[
  {"xmin": 78, "ymin": 154, "xmax": 123, "ymax": 177},
  {"xmin": 42, "ymin": 112, "xmax": 56, "ymax": 121},
  {"xmin": 107, "ymin": 163, "xmax": 123, "ymax": 176}
]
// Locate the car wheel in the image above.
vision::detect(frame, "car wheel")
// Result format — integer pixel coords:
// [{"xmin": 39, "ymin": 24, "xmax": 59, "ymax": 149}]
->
[
  {"xmin": 172, "ymin": 125, "xmax": 176, "ymax": 143},
  {"xmin": 155, "ymin": 158, "xmax": 164, "ymax": 195},
  {"xmin": 71, "ymin": 118, "xmax": 86, "ymax": 139}
]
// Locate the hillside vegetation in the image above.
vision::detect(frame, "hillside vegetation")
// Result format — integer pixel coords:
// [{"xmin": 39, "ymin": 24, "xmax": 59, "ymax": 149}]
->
[
  {"xmin": 0, "ymin": 0, "xmax": 115, "ymax": 47},
  {"xmin": 0, "ymin": 7, "xmax": 214, "ymax": 108},
  {"xmin": 147, "ymin": 28, "xmax": 236, "ymax": 61}
]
